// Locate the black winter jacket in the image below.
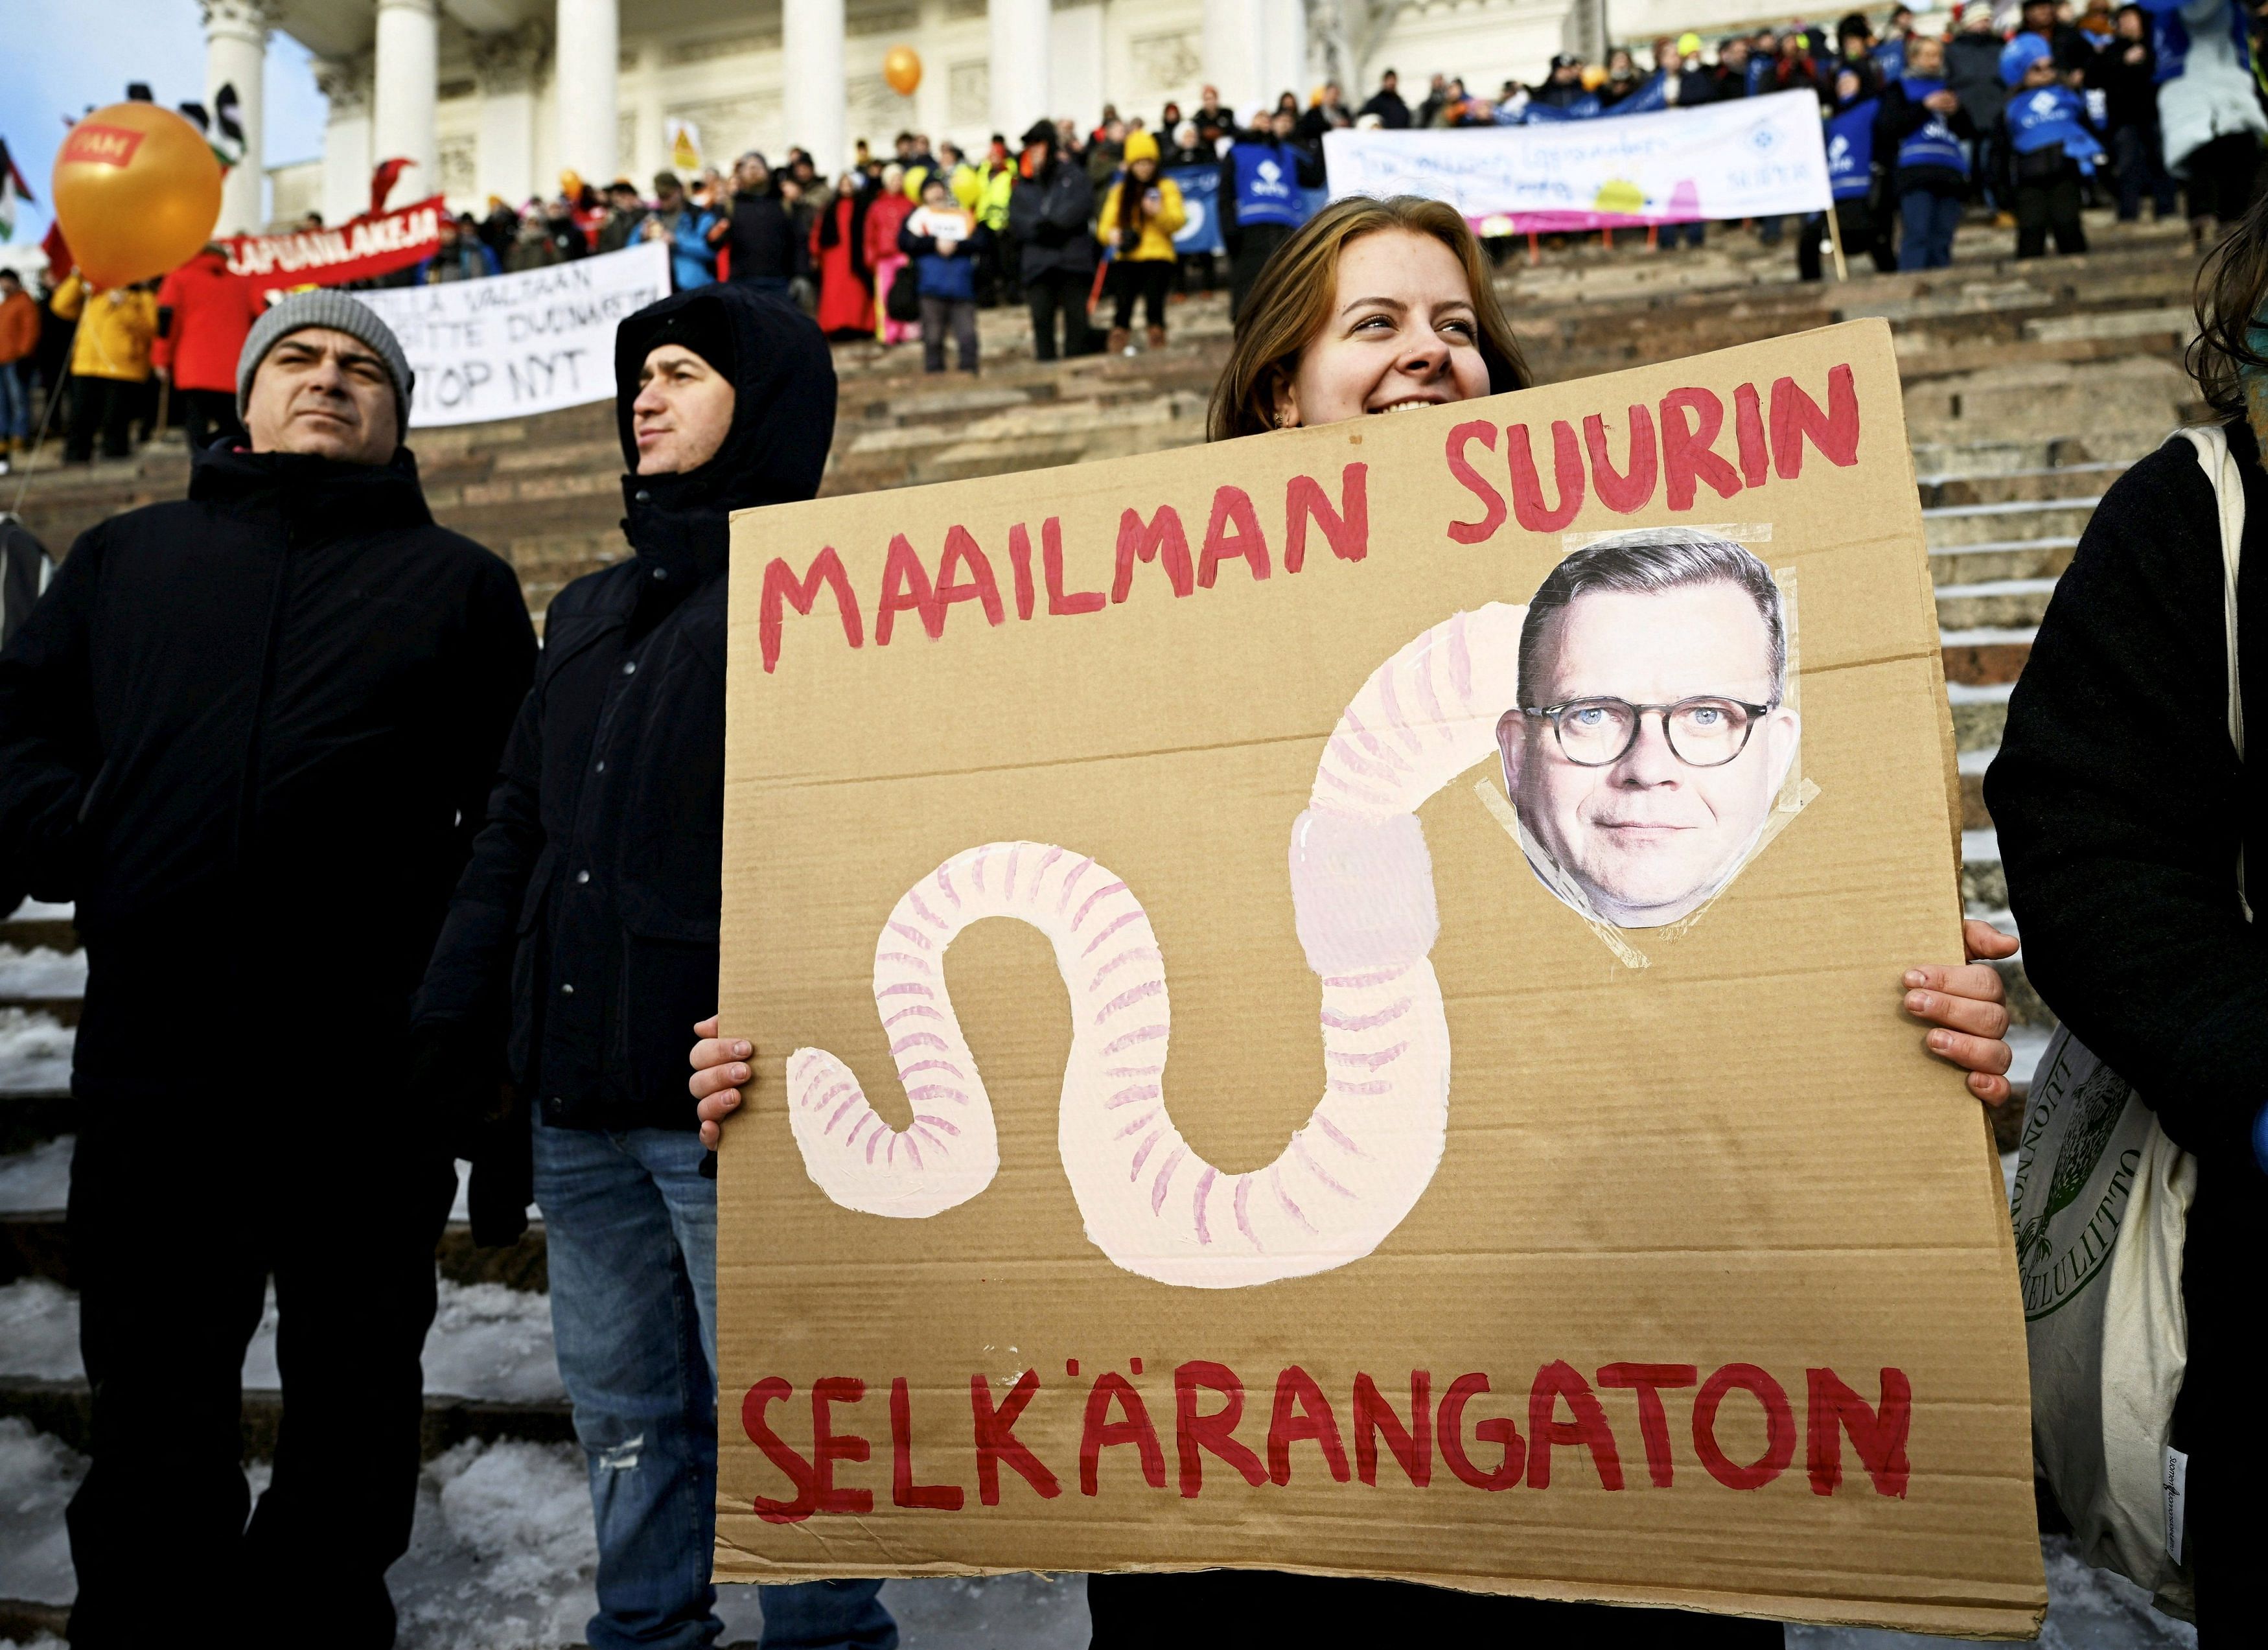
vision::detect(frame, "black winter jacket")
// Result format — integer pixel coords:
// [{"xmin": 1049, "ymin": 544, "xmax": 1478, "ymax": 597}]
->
[
  {"xmin": 1008, "ymin": 156, "xmax": 1098, "ymax": 278},
  {"xmin": 0, "ymin": 444, "xmax": 534, "ymax": 1096},
  {"xmin": 1987, "ymin": 421, "xmax": 2268, "ymax": 1585},
  {"xmin": 727, "ymin": 184, "xmax": 800, "ymax": 283},
  {"xmin": 412, "ymin": 283, "xmax": 838, "ymax": 1154},
  {"xmin": 1875, "ymin": 77, "xmax": 1977, "ymax": 194}
]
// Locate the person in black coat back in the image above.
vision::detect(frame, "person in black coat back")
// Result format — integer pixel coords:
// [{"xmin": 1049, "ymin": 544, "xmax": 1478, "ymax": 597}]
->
[
  {"xmin": 1008, "ymin": 119, "xmax": 1101, "ymax": 360},
  {"xmin": 1358, "ymin": 68, "xmax": 1412, "ymax": 127},
  {"xmin": 724, "ymin": 150, "xmax": 800, "ymax": 294},
  {"xmin": 0, "ymin": 290, "xmax": 537, "ymax": 1649},
  {"xmin": 408, "ymin": 283, "xmax": 896, "ymax": 1650},
  {"xmin": 1987, "ymin": 249, "xmax": 2268, "ymax": 1637}
]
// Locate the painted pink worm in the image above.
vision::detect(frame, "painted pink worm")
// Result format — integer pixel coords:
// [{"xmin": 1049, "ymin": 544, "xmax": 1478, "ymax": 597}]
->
[{"xmin": 785, "ymin": 604, "xmax": 1526, "ymax": 1287}]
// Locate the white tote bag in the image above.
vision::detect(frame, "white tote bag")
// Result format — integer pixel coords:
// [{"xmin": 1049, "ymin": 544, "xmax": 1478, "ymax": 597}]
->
[{"xmin": 2012, "ymin": 424, "xmax": 2247, "ymax": 1614}]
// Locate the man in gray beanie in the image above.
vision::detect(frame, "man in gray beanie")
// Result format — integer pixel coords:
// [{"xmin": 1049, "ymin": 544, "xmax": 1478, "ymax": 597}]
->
[
  {"xmin": 235, "ymin": 288, "xmax": 417, "ymax": 463},
  {"xmin": 0, "ymin": 284, "xmax": 535, "ymax": 1647}
]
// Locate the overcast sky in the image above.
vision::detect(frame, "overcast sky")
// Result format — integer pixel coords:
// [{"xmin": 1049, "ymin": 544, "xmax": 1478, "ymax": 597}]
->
[{"xmin": 3, "ymin": 0, "xmax": 328, "ymax": 245}]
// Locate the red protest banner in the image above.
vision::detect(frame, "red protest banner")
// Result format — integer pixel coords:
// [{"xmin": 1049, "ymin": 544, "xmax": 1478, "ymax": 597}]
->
[{"xmin": 221, "ymin": 196, "xmax": 445, "ymax": 288}]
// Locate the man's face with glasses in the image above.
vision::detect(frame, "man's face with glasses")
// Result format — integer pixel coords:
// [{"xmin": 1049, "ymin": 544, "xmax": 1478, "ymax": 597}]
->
[{"xmin": 1495, "ymin": 580, "xmax": 1799, "ymax": 928}]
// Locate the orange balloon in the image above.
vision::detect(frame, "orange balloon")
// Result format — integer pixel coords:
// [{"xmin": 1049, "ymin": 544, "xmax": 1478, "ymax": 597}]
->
[
  {"xmin": 51, "ymin": 103, "xmax": 223, "ymax": 289},
  {"xmin": 883, "ymin": 45, "xmax": 922, "ymax": 97}
]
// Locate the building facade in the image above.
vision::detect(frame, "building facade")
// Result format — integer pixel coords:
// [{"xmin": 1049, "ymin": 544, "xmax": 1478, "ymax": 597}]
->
[{"xmin": 224, "ymin": 0, "xmax": 1764, "ymax": 233}]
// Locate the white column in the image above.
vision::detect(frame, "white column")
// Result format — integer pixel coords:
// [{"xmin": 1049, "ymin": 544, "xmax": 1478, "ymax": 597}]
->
[
  {"xmin": 554, "ymin": 0, "xmax": 618, "ymax": 187},
  {"xmin": 1203, "ymin": 0, "xmax": 1267, "ymax": 122},
  {"xmin": 373, "ymin": 0, "xmax": 439, "ymax": 205},
  {"xmin": 988, "ymin": 0, "xmax": 1050, "ymax": 141},
  {"xmin": 1270, "ymin": 0, "xmax": 1310, "ymax": 110},
  {"xmin": 314, "ymin": 54, "xmax": 374, "ymax": 226},
  {"xmin": 201, "ymin": 0, "xmax": 272, "ymax": 234},
  {"xmin": 786, "ymin": 0, "xmax": 848, "ymax": 174},
  {"xmin": 632, "ymin": 41, "xmax": 665, "ymax": 186},
  {"xmin": 473, "ymin": 23, "xmax": 546, "ymax": 207}
]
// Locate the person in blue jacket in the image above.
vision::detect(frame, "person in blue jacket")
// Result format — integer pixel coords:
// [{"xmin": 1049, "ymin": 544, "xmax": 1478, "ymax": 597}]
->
[
  {"xmin": 899, "ymin": 174, "xmax": 989, "ymax": 373},
  {"xmin": 1218, "ymin": 106, "xmax": 1323, "ymax": 319},
  {"xmin": 1803, "ymin": 67, "xmax": 1897, "ymax": 277},
  {"xmin": 646, "ymin": 171, "xmax": 724, "ymax": 291},
  {"xmin": 1994, "ymin": 32, "xmax": 2107, "ymax": 256},
  {"xmin": 1876, "ymin": 31, "xmax": 1977, "ymax": 268}
]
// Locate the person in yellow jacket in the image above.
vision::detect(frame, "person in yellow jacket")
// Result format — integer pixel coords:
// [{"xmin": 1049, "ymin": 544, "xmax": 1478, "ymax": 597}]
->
[
  {"xmin": 975, "ymin": 137, "xmax": 1019, "ymax": 305},
  {"xmin": 51, "ymin": 271, "xmax": 159, "ymax": 465},
  {"xmin": 1097, "ymin": 129, "xmax": 1186, "ymax": 355}
]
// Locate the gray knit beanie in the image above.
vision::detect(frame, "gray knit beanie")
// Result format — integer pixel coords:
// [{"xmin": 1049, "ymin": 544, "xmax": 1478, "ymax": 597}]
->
[{"xmin": 236, "ymin": 291, "xmax": 415, "ymax": 429}]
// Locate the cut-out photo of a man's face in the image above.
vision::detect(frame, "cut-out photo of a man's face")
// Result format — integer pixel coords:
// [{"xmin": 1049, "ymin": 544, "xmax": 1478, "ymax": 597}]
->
[{"xmin": 1495, "ymin": 531, "xmax": 1800, "ymax": 929}]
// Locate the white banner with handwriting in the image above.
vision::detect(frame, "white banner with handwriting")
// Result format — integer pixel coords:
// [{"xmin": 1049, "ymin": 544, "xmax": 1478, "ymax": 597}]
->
[{"xmin": 357, "ymin": 240, "xmax": 671, "ymax": 428}]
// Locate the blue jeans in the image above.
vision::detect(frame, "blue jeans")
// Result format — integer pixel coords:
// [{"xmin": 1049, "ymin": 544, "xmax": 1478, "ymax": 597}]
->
[
  {"xmin": 1897, "ymin": 189, "xmax": 1961, "ymax": 270},
  {"xmin": 535, "ymin": 1123, "xmax": 897, "ymax": 1650},
  {"xmin": 0, "ymin": 362, "xmax": 29, "ymax": 442}
]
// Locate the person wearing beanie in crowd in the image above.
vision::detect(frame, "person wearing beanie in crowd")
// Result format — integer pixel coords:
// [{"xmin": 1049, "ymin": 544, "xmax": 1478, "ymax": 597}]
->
[
  {"xmin": 1098, "ymin": 129, "xmax": 1187, "ymax": 354},
  {"xmin": 408, "ymin": 281, "xmax": 896, "ymax": 1650},
  {"xmin": 865, "ymin": 163, "xmax": 918, "ymax": 345},
  {"xmin": 901, "ymin": 173, "xmax": 988, "ymax": 372},
  {"xmin": 1995, "ymin": 32, "xmax": 2105, "ymax": 257},
  {"xmin": 1359, "ymin": 67, "xmax": 1413, "ymax": 127},
  {"xmin": 1878, "ymin": 32, "xmax": 1976, "ymax": 269},
  {"xmin": 1009, "ymin": 118, "xmax": 1101, "ymax": 359},
  {"xmin": 0, "ymin": 290, "xmax": 537, "ymax": 1648},
  {"xmin": 151, "ymin": 244, "xmax": 264, "ymax": 453}
]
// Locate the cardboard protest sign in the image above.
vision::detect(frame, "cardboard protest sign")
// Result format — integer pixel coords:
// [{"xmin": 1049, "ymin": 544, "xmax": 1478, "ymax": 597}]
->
[
  {"xmin": 356, "ymin": 241, "xmax": 669, "ymax": 427},
  {"xmin": 714, "ymin": 319, "xmax": 2044, "ymax": 1635},
  {"xmin": 1322, "ymin": 90, "xmax": 1832, "ymax": 232}
]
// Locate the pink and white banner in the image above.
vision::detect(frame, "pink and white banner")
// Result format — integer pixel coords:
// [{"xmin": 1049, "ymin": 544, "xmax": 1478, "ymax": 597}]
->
[{"xmin": 1321, "ymin": 90, "xmax": 1833, "ymax": 233}]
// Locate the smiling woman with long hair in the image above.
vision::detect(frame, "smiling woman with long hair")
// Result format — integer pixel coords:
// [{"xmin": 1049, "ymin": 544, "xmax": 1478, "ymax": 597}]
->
[{"xmin": 1206, "ymin": 194, "xmax": 1528, "ymax": 440}]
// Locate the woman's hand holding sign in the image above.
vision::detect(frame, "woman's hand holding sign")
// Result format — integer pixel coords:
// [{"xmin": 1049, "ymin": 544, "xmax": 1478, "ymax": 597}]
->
[
  {"xmin": 1905, "ymin": 918, "xmax": 2022, "ymax": 1106},
  {"xmin": 691, "ymin": 1015, "xmax": 752, "ymax": 1148}
]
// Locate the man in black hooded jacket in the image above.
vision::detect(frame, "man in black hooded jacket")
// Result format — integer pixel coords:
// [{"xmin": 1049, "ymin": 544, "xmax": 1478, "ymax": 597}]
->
[
  {"xmin": 409, "ymin": 283, "xmax": 896, "ymax": 1650},
  {"xmin": 0, "ymin": 290, "xmax": 536, "ymax": 1647}
]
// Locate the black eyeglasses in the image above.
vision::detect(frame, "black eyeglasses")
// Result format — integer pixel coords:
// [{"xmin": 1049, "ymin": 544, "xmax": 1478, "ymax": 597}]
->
[{"xmin": 1522, "ymin": 695, "xmax": 1777, "ymax": 768}]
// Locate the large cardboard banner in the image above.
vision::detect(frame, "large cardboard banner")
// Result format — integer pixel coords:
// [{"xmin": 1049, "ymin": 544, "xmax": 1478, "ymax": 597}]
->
[
  {"xmin": 356, "ymin": 241, "xmax": 670, "ymax": 428},
  {"xmin": 1322, "ymin": 89, "xmax": 1832, "ymax": 231},
  {"xmin": 715, "ymin": 320, "xmax": 2044, "ymax": 1635}
]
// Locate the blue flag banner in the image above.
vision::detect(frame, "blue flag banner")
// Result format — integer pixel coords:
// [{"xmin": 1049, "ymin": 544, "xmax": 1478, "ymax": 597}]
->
[{"xmin": 1166, "ymin": 164, "xmax": 1223, "ymax": 255}]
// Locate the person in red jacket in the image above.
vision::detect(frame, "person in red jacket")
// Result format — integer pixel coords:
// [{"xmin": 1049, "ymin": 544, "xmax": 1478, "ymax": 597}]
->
[{"xmin": 152, "ymin": 247, "xmax": 264, "ymax": 452}]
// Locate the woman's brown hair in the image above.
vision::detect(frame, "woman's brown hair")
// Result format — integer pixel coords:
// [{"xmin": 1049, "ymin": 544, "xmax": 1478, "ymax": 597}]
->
[
  {"xmin": 1205, "ymin": 194, "xmax": 1531, "ymax": 443},
  {"xmin": 2190, "ymin": 192, "xmax": 2268, "ymax": 420}
]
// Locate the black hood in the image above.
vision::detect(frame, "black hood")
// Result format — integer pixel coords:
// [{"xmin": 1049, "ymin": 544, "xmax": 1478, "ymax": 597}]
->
[{"xmin": 612, "ymin": 282, "xmax": 837, "ymax": 561}]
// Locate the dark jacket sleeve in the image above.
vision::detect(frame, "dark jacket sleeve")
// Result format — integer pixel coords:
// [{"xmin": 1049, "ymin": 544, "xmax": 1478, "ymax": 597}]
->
[
  {"xmin": 415, "ymin": 671, "xmax": 546, "ymax": 1037},
  {"xmin": 1986, "ymin": 439, "xmax": 2268, "ymax": 1168},
  {"xmin": 1218, "ymin": 150, "xmax": 1241, "ymax": 248},
  {"xmin": 899, "ymin": 221, "xmax": 938, "ymax": 258},
  {"xmin": 0, "ymin": 524, "xmax": 103, "ymax": 905},
  {"xmin": 450, "ymin": 555, "xmax": 538, "ymax": 875}
]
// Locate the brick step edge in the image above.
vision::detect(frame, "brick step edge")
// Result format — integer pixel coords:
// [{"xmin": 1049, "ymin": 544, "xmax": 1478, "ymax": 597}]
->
[
  {"xmin": 0, "ymin": 1375, "xmax": 574, "ymax": 1461},
  {"xmin": 2, "ymin": 1214, "xmax": 548, "ymax": 1295}
]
